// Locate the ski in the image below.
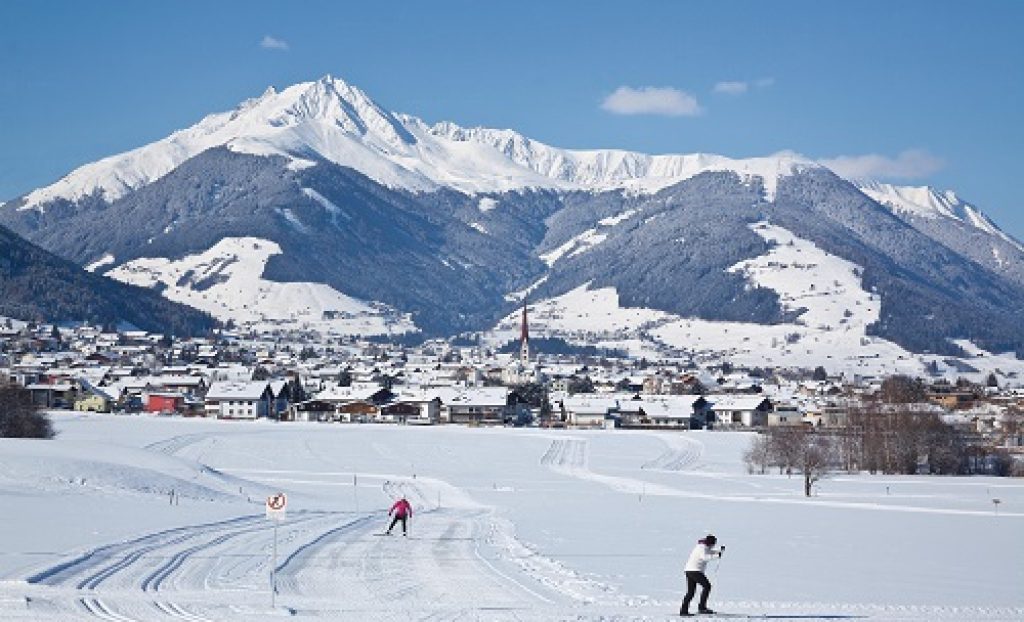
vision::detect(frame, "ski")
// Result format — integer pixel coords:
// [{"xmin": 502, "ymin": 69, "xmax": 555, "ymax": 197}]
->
[{"xmin": 681, "ymin": 614, "xmax": 865, "ymax": 620}]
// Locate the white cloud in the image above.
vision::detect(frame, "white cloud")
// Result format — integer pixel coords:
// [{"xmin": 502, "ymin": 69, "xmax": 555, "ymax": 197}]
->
[
  {"xmin": 819, "ymin": 149, "xmax": 945, "ymax": 180},
  {"xmin": 601, "ymin": 86, "xmax": 702, "ymax": 117},
  {"xmin": 260, "ymin": 35, "xmax": 289, "ymax": 51},
  {"xmin": 713, "ymin": 81, "xmax": 749, "ymax": 95},
  {"xmin": 713, "ymin": 77, "xmax": 774, "ymax": 95}
]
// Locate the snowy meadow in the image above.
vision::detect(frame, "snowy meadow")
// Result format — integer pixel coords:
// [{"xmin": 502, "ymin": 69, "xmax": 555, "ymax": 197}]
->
[{"xmin": 1, "ymin": 415, "xmax": 1021, "ymax": 621}]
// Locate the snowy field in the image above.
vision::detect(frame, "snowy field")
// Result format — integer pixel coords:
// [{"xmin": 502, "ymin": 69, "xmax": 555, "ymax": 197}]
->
[{"xmin": 1, "ymin": 415, "xmax": 1022, "ymax": 621}]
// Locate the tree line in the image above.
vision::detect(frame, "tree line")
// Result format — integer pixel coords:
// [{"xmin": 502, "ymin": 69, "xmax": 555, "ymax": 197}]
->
[{"xmin": 744, "ymin": 375, "xmax": 1023, "ymax": 495}]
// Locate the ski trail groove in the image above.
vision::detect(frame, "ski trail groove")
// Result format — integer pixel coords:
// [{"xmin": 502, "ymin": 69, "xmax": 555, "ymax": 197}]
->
[
  {"xmin": 139, "ymin": 513, "xmax": 321, "ymax": 592},
  {"xmin": 641, "ymin": 435, "xmax": 704, "ymax": 470},
  {"xmin": 540, "ymin": 438, "xmax": 588, "ymax": 471},
  {"xmin": 275, "ymin": 513, "xmax": 375, "ymax": 575},
  {"xmin": 143, "ymin": 434, "xmax": 209, "ymax": 456},
  {"xmin": 28, "ymin": 514, "xmax": 264, "ymax": 586}
]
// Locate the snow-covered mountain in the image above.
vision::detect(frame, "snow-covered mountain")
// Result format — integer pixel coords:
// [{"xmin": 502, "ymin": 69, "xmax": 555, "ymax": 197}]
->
[
  {"xmin": 10, "ymin": 75, "xmax": 818, "ymax": 210},
  {"xmin": 854, "ymin": 180, "xmax": 1024, "ymax": 285},
  {"xmin": 10, "ymin": 74, "xmax": 1004, "ymax": 242},
  {"xmin": 857, "ymin": 181, "xmax": 1015, "ymax": 244},
  {"xmin": 3, "ymin": 74, "xmax": 1024, "ymax": 376}
]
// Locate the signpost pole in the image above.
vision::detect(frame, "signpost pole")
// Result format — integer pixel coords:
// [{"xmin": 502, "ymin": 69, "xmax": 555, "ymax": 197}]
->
[
  {"xmin": 271, "ymin": 520, "xmax": 278, "ymax": 609},
  {"xmin": 265, "ymin": 492, "xmax": 287, "ymax": 610}
]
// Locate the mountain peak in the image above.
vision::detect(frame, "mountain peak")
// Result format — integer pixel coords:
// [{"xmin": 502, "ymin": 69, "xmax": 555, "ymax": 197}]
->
[
  {"xmin": 855, "ymin": 180, "xmax": 1014, "ymax": 242},
  {"xmin": 237, "ymin": 75, "xmax": 416, "ymax": 149},
  {"xmin": 3, "ymin": 75, "xmax": 950, "ymax": 211}
]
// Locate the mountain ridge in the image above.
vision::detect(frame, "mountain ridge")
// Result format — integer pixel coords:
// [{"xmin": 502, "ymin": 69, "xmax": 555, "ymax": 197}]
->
[
  {"xmin": 0, "ymin": 76, "xmax": 931, "ymax": 210},
  {"xmin": 3, "ymin": 75, "xmax": 1024, "ymax": 375}
]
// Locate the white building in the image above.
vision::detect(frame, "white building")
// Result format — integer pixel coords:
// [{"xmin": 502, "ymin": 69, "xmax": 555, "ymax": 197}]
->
[
  {"xmin": 708, "ymin": 395, "xmax": 773, "ymax": 428},
  {"xmin": 205, "ymin": 381, "xmax": 272, "ymax": 419}
]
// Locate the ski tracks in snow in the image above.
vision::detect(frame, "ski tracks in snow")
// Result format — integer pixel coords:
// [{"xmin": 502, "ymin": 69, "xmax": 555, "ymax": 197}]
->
[
  {"xmin": 12, "ymin": 495, "xmax": 590, "ymax": 620},
  {"xmin": 641, "ymin": 434, "xmax": 704, "ymax": 471},
  {"xmin": 143, "ymin": 434, "xmax": 209, "ymax": 457},
  {"xmin": 540, "ymin": 438, "xmax": 589, "ymax": 473},
  {"xmin": 20, "ymin": 510, "xmax": 372, "ymax": 620}
]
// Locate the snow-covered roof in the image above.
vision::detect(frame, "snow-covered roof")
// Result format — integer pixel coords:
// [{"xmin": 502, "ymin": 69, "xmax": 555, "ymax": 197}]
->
[
  {"xmin": 26, "ymin": 383, "xmax": 74, "ymax": 391},
  {"xmin": 637, "ymin": 401, "xmax": 688, "ymax": 420},
  {"xmin": 206, "ymin": 381, "xmax": 271, "ymax": 401},
  {"xmin": 315, "ymin": 382, "xmax": 386, "ymax": 402},
  {"xmin": 561, "ymin": 396, "xmax": 619, "ymax": 415},
  {"xmin": 78, "ymin": 379, "xmax": 115, "ymax": 401},
  {"xmin": 447, "ymin": 387, "xmax": 509, "ymax": 407},
  {"xmin": 707, "ymin": 395, "xmax": 771, "ymax": 411}
]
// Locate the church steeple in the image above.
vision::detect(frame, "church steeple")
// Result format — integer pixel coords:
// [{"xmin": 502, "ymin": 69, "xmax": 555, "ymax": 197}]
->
[{"xmin": 519, "ymin": 303, "xmax": 529, "ymax": 367}]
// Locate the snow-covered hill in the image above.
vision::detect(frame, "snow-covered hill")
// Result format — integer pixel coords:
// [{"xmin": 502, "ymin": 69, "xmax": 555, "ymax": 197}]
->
[
  {"xmin": 107, "ymin": 237, "xmax": 416, "ymax": 335},
  {"xmin": 487, "ymin": 222, "xmax": 1024, "ymax": 380}
]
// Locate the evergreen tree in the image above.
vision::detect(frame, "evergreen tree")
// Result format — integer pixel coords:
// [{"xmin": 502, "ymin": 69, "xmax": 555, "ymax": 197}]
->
[{"xmin": 0, "ymin": 384, "xmax": 54, "ymax": 439}]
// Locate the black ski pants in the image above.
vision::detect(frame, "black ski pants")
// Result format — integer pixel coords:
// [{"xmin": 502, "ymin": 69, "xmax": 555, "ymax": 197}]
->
[
  {"xmin": 681, "ymin": 570, "xmax": 711, "ymax": 613},
  {"xmin": 387, "ymin": 515, "xmax": 407, "ymax": 534}
]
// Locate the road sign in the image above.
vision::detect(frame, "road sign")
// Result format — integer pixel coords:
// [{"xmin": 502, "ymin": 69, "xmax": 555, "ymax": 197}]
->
[
  {"xmin": 265, "ymin": 492, "xmax": 287, "ymax": 609},
  {"xmin": 266, "ymin": 492, "xmax": 287, "ymax": 521}
]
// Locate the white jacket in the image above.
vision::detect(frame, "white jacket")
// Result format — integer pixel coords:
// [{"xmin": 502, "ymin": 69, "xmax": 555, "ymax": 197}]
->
[{"xmin": 684, "ymin": 543, "xmax": 720, "ymax": 572}]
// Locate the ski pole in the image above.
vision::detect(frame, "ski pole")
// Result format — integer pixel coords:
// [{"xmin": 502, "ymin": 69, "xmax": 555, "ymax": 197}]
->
[{"xmin": 712, "ymin": 545, "xmax": 725, "ymax": 576}]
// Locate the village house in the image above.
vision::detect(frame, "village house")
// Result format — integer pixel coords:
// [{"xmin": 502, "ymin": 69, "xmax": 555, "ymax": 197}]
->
[
  {"xmin": 312, "ymin": 382, "xmax": 394, "ymax": 422},
  {"xmin": 767, "ymin": 402, "xmax": 804, "ymax": 427},
  {"xmin": 379, "ymin": 401, "xmax": 423, "ymax": 424},
  {"xmin": 204, "ymin": 381, "xmax": 273, "ymax": 419},
  {"xmin": 389, "ymin": 390, "xmax": 443, "ymax": 425},
  {"xmin": 443, "ymin": 387, "xmax": 510, "ymax": 425},
  {"xmin": 560, "ymin": 395, "xmax": 618, "ymax": 428},
  {"xmin": 146, "ymin": 391, "xmax": 186, "ymax": 415},
  {"xmin": 622, "ymin": 395, "xmax": 710, "ymax": 429},
  {"xmin": 336, "ymin": 400, "xmax": 379, "ymax": 423},
  {"xmin": 73, "ymin": 381, "xmax": 114, "ymax": 413},
  {"xmin": 290, "ymin": 399, "xmax": 337, "ymax": 422},
  {"xmin": 802, "ymin": 402, "xmax": 851, "ymax": 428},
  {"xmin": 25, "ymin": 381, "xmax": 77, "ymax": 409},
  {"xmin": 708, "ymin": 395, "xmax": 773, "ymax": 428},
  {"xmin": 147, "ymin": 374, "xmax": 208, "ymax": 397}
]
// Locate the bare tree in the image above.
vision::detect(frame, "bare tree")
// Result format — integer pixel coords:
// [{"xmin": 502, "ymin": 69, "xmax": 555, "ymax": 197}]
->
[
  {"xmin": 743, "ymin": 433, "xmax": 772, "ymax": 474},
  {"xmin": 766, "ymin": 427, "xmax": 835, "ymax": 496},
  {"xmin": 798, "ymin": 431, "xmax": 835, "ymax": 497},
  {"xmin": 767, "ymin": 426, "xmax": 804, "ymax": 475}
]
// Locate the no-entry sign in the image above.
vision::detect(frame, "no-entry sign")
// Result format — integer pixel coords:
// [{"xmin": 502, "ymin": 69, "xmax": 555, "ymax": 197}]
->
[{"xmin": 266, "ymin": 492, "xmax": 287, "ymax": 520}]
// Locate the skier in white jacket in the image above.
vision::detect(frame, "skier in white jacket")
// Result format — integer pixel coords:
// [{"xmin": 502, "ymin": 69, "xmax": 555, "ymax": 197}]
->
[{"xmin": 680, "ymin": 534, "xmax": 723, "ymax": 616}]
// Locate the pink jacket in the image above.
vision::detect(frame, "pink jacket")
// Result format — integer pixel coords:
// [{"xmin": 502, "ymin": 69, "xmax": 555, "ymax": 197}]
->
[{"xmin": 390, "ymin": 499, "xmax": 412, "ymax": 518}]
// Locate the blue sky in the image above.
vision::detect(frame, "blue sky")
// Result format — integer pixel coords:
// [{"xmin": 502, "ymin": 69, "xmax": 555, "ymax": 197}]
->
[{"xmin": 2, "ymin": 1, "xmax": 1022, "ymax": 235}]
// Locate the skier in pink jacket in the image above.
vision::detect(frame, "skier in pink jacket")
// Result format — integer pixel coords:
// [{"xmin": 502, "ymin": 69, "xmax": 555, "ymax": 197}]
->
[{"xmin": 385, "ymin": 497, "xmax": 413, "ymax": 536}]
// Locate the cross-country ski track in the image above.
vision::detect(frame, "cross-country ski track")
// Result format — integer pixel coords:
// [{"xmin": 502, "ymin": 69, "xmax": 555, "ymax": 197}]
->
[{"xmin": 0, "ymin": 416, "xmax": 1021, "ymax": 620}]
